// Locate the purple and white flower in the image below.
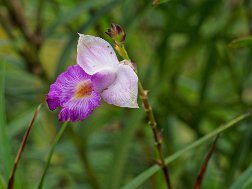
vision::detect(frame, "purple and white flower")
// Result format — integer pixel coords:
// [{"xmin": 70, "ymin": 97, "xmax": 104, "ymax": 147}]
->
[{"xmin": 47, "ymin": 34, "xmax": 138, "ymax": 122}]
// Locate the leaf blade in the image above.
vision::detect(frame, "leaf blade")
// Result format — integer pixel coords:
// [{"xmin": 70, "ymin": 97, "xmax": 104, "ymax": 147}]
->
[
  {"xmin": 44, "ymin": 0, "xmax": 112, "ymax": 37},
  {"xmin": 228, "ymin": 36, "xmax": 252, "ymax": 48},
  {"xmin": 107, "ymin": 111, "xmax": 143, "ymax": 189},
  {"xmin": 229, "ymin": 166, "xmax": 252, "ymax": 189},
  {"xmin": 0, "ymin": 61, "xmax": 13, "ymax": 183}
]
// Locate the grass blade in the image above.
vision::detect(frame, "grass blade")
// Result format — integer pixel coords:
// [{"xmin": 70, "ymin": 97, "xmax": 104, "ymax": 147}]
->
[
  {"xmin": 121, "ymin": 112, "xmax": 252, "ymax": 189},
  {"xmin": 193, "ymin": 135, "xmax": 219, "ymax": 189},
  {"xmin": 229, "ymin": 165, "xmax": 252, "ymax": 189},
  {"xmin": 8, "ymin": 107, "xmax": 38, "ymax": 137},
  {"xmin": 107, "ymin": 111, "xmax": 143, "ymax": 189},
  {"xmin": 0, "ymin": 62, "xmax": 13, "ymax": 184},
  {"xmin": 152, "ymin": 0, "xmax": 170, "ymax": 5},
  {"xmin": 68, "ymin": 126, "xmax": 100, "ymax": 189},
  {"xmin": 37, "ymin": 122, "xmax": 68, "ymax": 189},
  {"xmin": 0, "ymin": 174, "xmax": 5, "ymax": 189},
  {"xmin": 44, "ymin": 0, "xmax": 112, "ymax": 37},
  {"xmin": 7, "ymin": 103, "xmax": 42, "ymax": 189},
  {"xmin": 225, "ymin": 125, "xmax": 252, "ymax": 186},
  {"xmin": 228, "ymin": 36, "xmax": 252, "ymax": 48}
]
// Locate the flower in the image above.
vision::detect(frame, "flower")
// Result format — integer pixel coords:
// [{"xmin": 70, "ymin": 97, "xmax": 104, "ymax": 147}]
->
[{"xmin": 47, "ymin": 34, "xmax": 138, "ymax": 122}]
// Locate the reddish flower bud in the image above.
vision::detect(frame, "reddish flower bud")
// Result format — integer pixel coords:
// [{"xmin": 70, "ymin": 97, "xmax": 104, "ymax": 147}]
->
[{"xmin": 105, "ymin": 23, "xmax": 126, "ymax": 44}]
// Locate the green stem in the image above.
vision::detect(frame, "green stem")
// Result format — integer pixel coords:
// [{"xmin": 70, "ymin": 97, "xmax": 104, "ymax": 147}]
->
[
  {"xmin": 119, "ymin": 44, "xmax": 173, "ymax": 189},
  {"xmin": 37, "ymin": 122, "xmax": 69, "ymax": 189},
  {"xmin": 116, "ymin": 44, "xmax": 130, "ymax": 60},
  {"xmin": 121, "ymin": 45, "xmax": 130, "ymax": 59}
]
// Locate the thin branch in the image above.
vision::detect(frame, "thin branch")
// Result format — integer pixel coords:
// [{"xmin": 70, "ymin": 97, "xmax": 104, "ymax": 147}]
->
[
  {"xmin": 8, "ymin": 104, "xmax": 42, "ymax": 189},
  {"xmin": 2, "ymin": 0, "xmax": 34, "ymax": 42},
  {"xmin": 193, "ymin": 135, "xmax": 219, "ymax": 189},
  {"xmin": 116, "ymin": 42, "xmax": 173, "ymax": 189},
  {"xmin": 138, "ymin": 82, "xmax": 173, "ymax": 189}
]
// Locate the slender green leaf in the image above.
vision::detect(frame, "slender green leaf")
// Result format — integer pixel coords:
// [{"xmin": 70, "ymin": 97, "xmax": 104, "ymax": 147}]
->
[
  {"xmin": 68, "ymin": 126, "xmax": 100, "ymax": 189},
  {"xmin": 225, "ymin": 125, "xmax": 252, "ymax": 186},
  {"xmin": 8, "ymin": 106, "xmax": 39, "ymax": 137},
  {"xmin": 121, "ymin": 112, "xmax": 252, "ymax": 189},
  {"xmin": 0, "ymin": 174, "xmax": 5, "ymax": 189},
  {"xmin": 107, "ymin": 111, "xmax": 143, "ymax": 189},
  {"xmin": 0, "ymin": 54, "xmax": 24, "ymax": 69},
  {"xmin": 44, "ymin": 0, "xmax": 112, "ymax": 37},
  {"xmin": 229, "ymin": 165, "xmax": 252, "ymax": 189},
  {"xmin": 0, "ymin": 62, "xmax": 13, "ymax": 182},
  {"xmin": 152, "ymin": 0, "xmax": 170, "ymax": 5},
  {"xmin": 229, "ymin": 36, "xmax": 252, "ymax": 48},
  {"xmin": 38, "ymin": 122, "xmax": 69, "ymax": 189}
]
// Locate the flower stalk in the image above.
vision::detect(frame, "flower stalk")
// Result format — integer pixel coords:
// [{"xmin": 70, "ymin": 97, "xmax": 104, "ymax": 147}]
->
[
  {"xmin": 104, "ymin": 21, "xmax": 171, "ymax": 185},
  {"xmin": 117, "ymin": 42, "xmax": 173, "ymax": 189}
]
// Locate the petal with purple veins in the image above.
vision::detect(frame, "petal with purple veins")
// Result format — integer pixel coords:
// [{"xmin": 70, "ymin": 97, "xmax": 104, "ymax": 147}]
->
[
  {"xmin": 58, "ymin": 91, "xmax": 100, "ymax": 122},
  {"xmin": 47, "ymin": 65, "xmax": 101, "ymax": 122},
  {"xmin": 77, "ymin": 34, "xmax": 119, "ymax": 75},
  {"xmin": 101, "ymin": 64, "xmax": 138, "ymax": 108}
]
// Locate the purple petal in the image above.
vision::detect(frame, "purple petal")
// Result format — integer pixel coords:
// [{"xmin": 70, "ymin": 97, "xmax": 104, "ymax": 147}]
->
[
  {"xmin": 58, "ymin": 91, "xmax": 100, "ymax": 122},
  {"xmin": 47, "ymin": 84, "xmax": 61, "ymax": 110},
  {"xmin": 91, "ymin": 67, "xmax": 117, "ymax": 93},
  {"xmin": 47, "ymin": 64, "xmax": 101, "ymax": 122},
  {"xmin": 77, "ymin": 34, "xmax": 119, "ymax": 75},
  {"xmin": 101, "ymin": 64, "xmax": 138, "ymax": 108}
]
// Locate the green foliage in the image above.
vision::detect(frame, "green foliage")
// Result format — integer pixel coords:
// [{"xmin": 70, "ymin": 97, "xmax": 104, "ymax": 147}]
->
[
  {"xmin": 229, "ymin": 36, "xmax": 252, "ymax": 48},
  {"xmin": 0, "ymin": 62, "xmax": 13, "ymax": 185},
  {"xmin": 229, "ymin": 165, "xmax": 252, "ymax": 189},
  {"xmin": 0, "ymin": 0, "xmax": 252, "ymax": 189},
  {"xmin": 152, "ymin": 0, "xmax": 170, "ymax": 5},
  {"xmin": 122, "ymin": 113, "xmax": 251, "ymax": 189}
]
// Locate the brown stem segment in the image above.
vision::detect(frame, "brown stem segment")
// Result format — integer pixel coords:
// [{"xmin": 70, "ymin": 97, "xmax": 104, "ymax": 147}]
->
[
  {"xmin": 138, "ymin": 82, "xmax": 173, "ymax": 189},
  {"xmin": 193, "ymin": 135, "xmax": 219, "ymax": 189},
  {"xmin": 8, "ymin": 104, "xmax": 42, "ymax": 189}
]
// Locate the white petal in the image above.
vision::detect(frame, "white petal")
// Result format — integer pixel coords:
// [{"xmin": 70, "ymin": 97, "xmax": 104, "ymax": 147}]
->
[
  {"xmin": 77, "ymin": 34, "xmax": 119, "ymax": 75},
  {"xmin": 91, "ymin": 67, "xmax": 117, "ymax": 93},
  {"xmin": 101, "ymin": 64, "xmax": 138, "ymax": 108}
]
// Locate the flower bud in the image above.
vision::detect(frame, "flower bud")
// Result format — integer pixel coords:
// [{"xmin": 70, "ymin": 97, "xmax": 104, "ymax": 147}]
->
[{"xmin": 105, "ymin": 23, "xmax": 126, "ymax": 44}]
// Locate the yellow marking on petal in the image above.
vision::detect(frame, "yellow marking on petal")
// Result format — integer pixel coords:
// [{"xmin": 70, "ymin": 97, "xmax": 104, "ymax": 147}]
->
[{"xmin": 74, "ymin": 80, "xmax": 92, "ymax": 99}]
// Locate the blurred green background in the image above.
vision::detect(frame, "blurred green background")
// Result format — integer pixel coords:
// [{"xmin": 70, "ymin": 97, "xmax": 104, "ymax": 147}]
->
[{"xmin": 0, "ymin": 0, "xmax": 252, "ymax": 188}]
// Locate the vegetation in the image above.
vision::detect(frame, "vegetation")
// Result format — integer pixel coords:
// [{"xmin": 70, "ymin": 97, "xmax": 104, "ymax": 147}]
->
[{"xmin": 0, "ymin": 0, "xmax": 252, "ymax": 188}]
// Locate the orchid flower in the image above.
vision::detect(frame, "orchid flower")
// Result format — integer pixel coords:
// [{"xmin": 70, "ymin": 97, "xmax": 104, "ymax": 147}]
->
[{"xmin": 47, "ymin": 34, "xmax": 138, "ymax": 122}]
